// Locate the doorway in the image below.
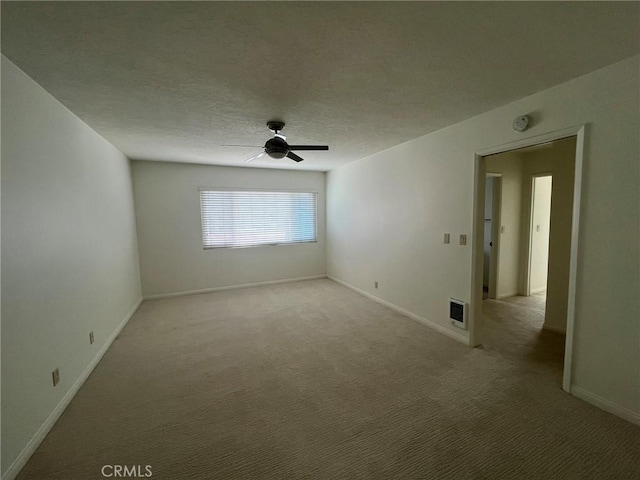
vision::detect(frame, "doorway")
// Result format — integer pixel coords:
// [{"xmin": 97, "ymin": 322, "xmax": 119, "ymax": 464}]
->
[{"xmin": 471, "ymin": 126, "xmax": 585, "ymax": 393}]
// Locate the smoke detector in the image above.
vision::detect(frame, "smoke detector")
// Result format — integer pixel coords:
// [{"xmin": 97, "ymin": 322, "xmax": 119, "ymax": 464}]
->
[{"xmin": 512, "ymin": 115, "xmax": 530, "ymax": 132}]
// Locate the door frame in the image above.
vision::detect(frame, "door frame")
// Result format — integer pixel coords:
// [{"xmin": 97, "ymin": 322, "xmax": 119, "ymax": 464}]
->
[{"xmin": 470, "ymin": 124, "xmax": 585, "ymax": 393}]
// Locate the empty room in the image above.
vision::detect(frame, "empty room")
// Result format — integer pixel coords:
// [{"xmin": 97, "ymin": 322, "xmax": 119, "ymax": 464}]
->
[{"xmin": 2, "ymin": 2, "xmax": 639, "ymax": 479}]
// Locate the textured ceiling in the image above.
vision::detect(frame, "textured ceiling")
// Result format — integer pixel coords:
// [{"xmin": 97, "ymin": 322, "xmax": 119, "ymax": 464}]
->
[{"xmin": 2, "ymin": 2, "xmax": 639, "ymax": 171}]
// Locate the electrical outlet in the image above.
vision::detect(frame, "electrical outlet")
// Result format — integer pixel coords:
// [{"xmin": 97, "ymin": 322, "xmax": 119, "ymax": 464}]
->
[
  {"xmin": 52, "ymin": 368, "xmax": 60, "ymax": 387},
  {"xmin": 89, "ymin": 331, "xmax": 94, "ymax": 344},
  {"xmin": 374, "ymin": 281, "xmax": 379, "ymax": 289},
  {"xmin": 459, "ymin": 234, "xmax": 467, "ymax": 246},
  {"xmin": 444, "ymin": 233, "xmax": 450, "ymax": 244}
]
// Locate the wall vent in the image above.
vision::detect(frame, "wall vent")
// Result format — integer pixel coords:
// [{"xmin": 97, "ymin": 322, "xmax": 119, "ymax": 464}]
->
[{"xmin": 449, "ymin": 298, "xmax": 467, "ymax": 330}]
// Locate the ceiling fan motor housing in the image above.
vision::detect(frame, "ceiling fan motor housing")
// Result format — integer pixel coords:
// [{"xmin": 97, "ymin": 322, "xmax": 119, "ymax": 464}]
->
[{"xmin": 265, "ymin": 137, "xmax": 289, "ymax": 159}]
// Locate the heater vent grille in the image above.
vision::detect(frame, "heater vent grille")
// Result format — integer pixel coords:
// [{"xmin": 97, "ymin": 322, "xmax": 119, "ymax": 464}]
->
[{"xmin": 449, "ymin": 298, "xmax": 467, "ymax": 329}]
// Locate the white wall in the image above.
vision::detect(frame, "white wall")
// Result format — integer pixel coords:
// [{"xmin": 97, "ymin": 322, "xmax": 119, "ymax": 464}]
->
[
  {"xmin": 131, "ymin": 161, "xmax": 326, "ymax": 297},
  {"xmin": 529, "ymin": 176, "xmax": 552, "ymax": 294},
  {"xmin": 1, "ymin": 57, "xmax": 142, "ymax": 477},
  {"xmin": 486, "ymin": 152, "xmax": 524, "ymax": 298},
  {"xmin": 327, "ymin": 56, "xmax": 639, "ymax": 418},
  {"xmin": 482, "ymin": 177, "xmax": 493, "ymax": 288}
]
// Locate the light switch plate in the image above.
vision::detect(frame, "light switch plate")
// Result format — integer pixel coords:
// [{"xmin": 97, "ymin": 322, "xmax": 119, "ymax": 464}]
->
[
  {"xmin": 444, "ymin": 233, "xmax": 450, "ymax": 244},
  {"xmin": 459, "ymin": 234, "xmax": 467, "ymax": 245}
]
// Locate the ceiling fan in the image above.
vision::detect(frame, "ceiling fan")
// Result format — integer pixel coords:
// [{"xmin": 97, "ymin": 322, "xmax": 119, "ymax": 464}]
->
[{"xmin": 224, "ymin": 121, "xmax": 329, "ymax": 163}]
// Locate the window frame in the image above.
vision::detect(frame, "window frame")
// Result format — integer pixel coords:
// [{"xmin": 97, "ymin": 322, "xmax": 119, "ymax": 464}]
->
[{"xmin": 198, "ymin": 187, "xmax": 318, "ymax": 250}]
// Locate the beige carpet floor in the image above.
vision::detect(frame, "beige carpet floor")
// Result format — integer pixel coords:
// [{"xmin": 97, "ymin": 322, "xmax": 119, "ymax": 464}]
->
[{"xmin": 17, "ymin": 279, "xmax": 640, "ymax": 479}]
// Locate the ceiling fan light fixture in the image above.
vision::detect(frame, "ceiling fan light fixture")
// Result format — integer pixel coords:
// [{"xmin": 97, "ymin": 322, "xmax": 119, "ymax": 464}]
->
[
  {"xmin": 265, "ymin": 137, "xmax": 289, "ymax": 158},
  {"xmin": 227, "ymin": 120, "xmax": 329, "ymax": 163}
]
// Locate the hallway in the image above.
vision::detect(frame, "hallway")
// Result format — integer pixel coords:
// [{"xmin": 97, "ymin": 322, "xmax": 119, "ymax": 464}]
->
[{"xmin": 482, "ymin": 292, "xmax": 565, "ymax": 382}]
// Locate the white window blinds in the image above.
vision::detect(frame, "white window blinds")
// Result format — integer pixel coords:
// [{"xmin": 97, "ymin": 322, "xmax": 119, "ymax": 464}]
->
[{"xmin": 199, "ymin": 189, "xmax": 317, "ymax": 249}]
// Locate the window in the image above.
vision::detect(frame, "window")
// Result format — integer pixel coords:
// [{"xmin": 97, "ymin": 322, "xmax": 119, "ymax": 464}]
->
[{"xmin": 199, "ymin": 189, "xmax": 317, "ymax": 249}]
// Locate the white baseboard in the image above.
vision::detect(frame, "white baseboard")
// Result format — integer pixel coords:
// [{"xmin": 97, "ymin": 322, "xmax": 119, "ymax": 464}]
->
[
  {"xmin": 328, "ymin": 276, "xmax": 469, "ymax": 345},
  {"xmin": 570, "ymin": 385, "xmax": 640, "ymax": 426},
  {"xmin": 2, "ymin": 297, "xmax": 143, "ymax": 480},
  {"xmin": 143, "ymin": 274, "xmax": 328, "ymax": 300},
  {"xmin": 496, "ymin": 291, "xmax": 519, "ymax": 300},
  {"xmin": 530, "ymin": 287, "xmax": 547, "ymax": 295}
]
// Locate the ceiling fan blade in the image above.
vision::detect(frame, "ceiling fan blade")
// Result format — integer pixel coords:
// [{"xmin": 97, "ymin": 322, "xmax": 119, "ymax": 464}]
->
[
  {"xmin": 223, "ymin": 144, "xmax": 262, "ymax": 148},
  {"xmin": 245, "ymin": 151, "xmax": 267, "ymax": 163},
  {"xmin": 287, "ymin": 151, "xmax": 304, "ymax": 163},
  {"xmin": 288, "ymin": 145, "xmax": 329, "ymax": 151}
]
